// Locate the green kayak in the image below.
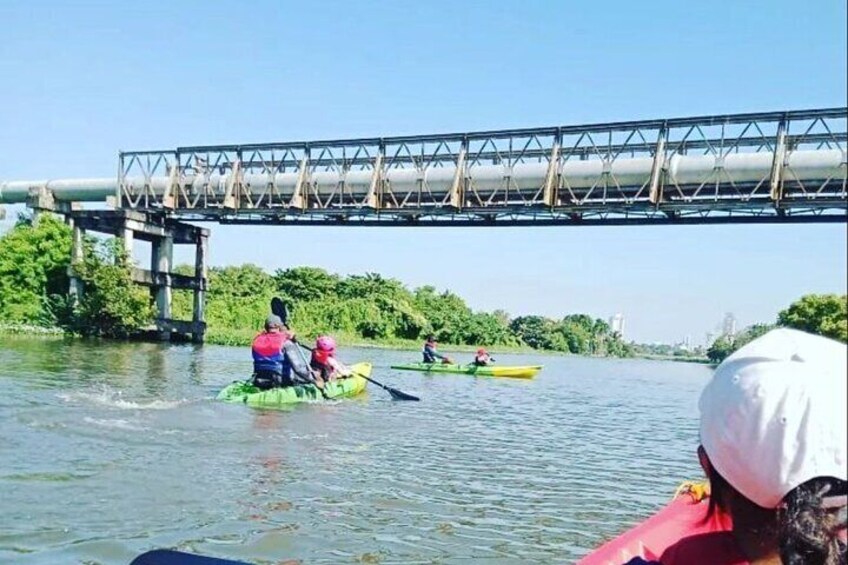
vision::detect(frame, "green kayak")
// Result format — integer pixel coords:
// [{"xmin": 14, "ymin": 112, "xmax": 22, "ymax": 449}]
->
[
  {"xmin": 217, "ymin": 362, "xmax": 371, "ymax": 407},
  {"xmin": 390, "ymin": 363, "xmax": 542, "ymax": 379}
]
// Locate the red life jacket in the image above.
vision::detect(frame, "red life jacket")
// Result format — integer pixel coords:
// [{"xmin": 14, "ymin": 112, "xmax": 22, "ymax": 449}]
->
[
  {"xmin": 251, "ymin": 331, "xmax": 289, "ymax": 374},
  {"xmin": 311, "ymin": 348, "xmax": 332, "ymax": 368}
]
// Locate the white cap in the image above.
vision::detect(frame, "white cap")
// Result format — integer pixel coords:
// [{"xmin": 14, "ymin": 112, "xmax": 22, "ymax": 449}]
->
[{"xmin": 699, "ymin": 328, "xmax": 848, "ymax": 509}]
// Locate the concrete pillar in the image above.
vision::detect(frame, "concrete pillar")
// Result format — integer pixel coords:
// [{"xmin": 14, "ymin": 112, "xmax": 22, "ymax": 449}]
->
[
  {"xmin": 151, "ymin": 236, "xmax": 173, "ymax": 323},
  {"xmin": 192, "ymin": 232, "xmax": 208, "ymax": 343},
  {"xmin": 69, "ymin": 225, "xmax": 85, "ymax": 302},
  {"xmin": 120, "ymin": 221, "xmax": 134, "ymax": 263}
]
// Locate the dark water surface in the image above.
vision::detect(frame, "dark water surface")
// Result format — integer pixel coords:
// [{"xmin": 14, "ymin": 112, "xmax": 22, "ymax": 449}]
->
[{"xmin": 0, "ymin": 336, "xmax": 712, "ymax": 564}]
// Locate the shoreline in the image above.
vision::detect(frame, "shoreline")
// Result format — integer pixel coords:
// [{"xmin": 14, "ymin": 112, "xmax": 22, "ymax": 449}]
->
[{"xmin": 0, "ymin": 323, "xmax": 710, "ymax": 364}]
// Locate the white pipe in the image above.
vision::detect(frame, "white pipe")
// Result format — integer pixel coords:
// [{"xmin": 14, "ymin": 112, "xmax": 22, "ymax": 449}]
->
[{"xmin": 1, "ymin": 149, "xmax": 843, "ymax": 204}]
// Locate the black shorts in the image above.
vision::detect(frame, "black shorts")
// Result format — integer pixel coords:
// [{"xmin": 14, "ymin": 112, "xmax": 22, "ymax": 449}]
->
[{"xmin": 252, "ymin": 371, "xmax": 296, "ymax": 390}]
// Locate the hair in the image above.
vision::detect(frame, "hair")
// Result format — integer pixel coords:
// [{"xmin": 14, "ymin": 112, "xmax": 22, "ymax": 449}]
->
[
  {"xmin": 778, "ymin": 477, "xmax": 847, "ymax": 565},
  {"xmin": 707, "ymin": 466, "xmax": 846, "ymax": 565}
]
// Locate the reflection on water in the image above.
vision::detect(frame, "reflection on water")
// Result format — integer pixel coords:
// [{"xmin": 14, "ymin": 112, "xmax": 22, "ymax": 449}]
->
[{"xmin": 0, "ymin": 336, "xmax": 712, "ymax": 563}]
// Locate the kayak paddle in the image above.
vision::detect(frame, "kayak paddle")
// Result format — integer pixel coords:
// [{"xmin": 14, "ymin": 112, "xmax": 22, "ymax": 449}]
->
[{"xmin": 131, "ymin": 549, "xmax": 251, "ymax": 565}]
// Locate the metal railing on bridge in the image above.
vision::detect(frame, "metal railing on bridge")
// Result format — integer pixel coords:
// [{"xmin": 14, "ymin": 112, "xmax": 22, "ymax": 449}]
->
[
  {"xmin": 2, "ymin": 107, "xmax": 846, "ymax": 225},
  {"xmin": 115, "ymin": 108, "xmax": 846, "ymax": 225}
]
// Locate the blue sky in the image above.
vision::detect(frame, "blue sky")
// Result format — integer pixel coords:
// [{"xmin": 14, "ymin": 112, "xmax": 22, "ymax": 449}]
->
[{"xmin": 1, "ymin": 0, "xmax": 845, "ymax": 344}]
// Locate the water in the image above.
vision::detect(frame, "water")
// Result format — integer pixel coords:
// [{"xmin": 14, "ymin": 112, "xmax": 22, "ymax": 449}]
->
[{"xmin": 0, "ymin": 336, "xmax": 713, "ymax": 564}]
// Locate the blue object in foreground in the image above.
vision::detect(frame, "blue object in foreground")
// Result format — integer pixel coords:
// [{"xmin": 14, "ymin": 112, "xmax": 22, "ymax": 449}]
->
[{"xmin": 130, "ymin": 550, "xmax": 252, "ymax": 565}]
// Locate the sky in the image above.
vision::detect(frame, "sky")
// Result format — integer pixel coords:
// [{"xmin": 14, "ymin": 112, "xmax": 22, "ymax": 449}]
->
[{"xmin": 0, "ymin": 0, "xmax": 846, "ymax": 344}]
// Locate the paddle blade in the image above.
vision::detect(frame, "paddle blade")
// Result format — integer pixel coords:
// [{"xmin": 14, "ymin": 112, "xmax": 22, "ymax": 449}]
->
[
  {"xmin": 387, "ymin": 387, "xmax": 420, "ymax": 401},
  {"xmin": 270, "ymin": 297, "xmax": 287, "ymax": 324},
  {"xmin": 355, "ymin": 372, "xmax": 420, "ymax": 401},
  {"xmin": 131, "ymin": 550, "xmax": 251, "ymax": 565}
]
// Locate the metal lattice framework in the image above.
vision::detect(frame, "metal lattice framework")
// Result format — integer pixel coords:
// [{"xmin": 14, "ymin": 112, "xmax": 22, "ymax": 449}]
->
[{"xmin": 112, "ymin": 107, "xmax": 844, "ymax": 225}]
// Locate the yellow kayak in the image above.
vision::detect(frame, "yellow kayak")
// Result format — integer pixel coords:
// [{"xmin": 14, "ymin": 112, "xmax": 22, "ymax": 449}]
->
[{"xmin": 390, "ymin": 363, "xmax": 542, "ymax": 379}]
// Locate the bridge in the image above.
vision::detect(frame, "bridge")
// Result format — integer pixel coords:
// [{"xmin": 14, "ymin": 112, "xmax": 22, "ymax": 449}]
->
[{"xmin": 1, "ymin": 107, "xmax": 845, "ymax": 341}]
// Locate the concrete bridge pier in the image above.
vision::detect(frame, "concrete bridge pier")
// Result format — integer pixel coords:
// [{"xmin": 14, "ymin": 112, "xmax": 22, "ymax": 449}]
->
[
  {"xmin": 63, "ymin": 209, "xmax": 209, "ymax": 343},
  {"xmin": 150, "ymin": 234, "xmax": 173, "ymax": 341},
  {"xmin": 69, "ymin": 223, "xmax": 85, "ymax": 302}
]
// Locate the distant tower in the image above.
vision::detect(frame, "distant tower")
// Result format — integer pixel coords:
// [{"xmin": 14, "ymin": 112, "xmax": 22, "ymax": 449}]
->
[
  {"xmin": 609, "ymin": 313, "xmax": 625, "ymax": 337},
  {"xmin": 722, "ymin": 313, "xmax": 737, "ymax": 337}
]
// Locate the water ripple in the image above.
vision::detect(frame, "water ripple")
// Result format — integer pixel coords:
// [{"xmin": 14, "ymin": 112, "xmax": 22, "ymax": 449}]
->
[{"xmin": 0, "ymin": 340, "xmax": 711, "ymax": 563}]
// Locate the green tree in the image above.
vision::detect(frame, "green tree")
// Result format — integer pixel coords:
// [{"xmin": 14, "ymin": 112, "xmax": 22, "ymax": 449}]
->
[
  {"xmin": 778, "ymin": 294, "xmax": 847, "ymax": 342},
  {"xmin": 510, "ymin": 316, "xmax": 557, "ymax": 349},
  {"xmin": 64, "ymin": 239, "xmax": 155, "ymax": 338},
  {"xmin": 0, "ymin": 214, "xmax": 72, "ymax": 323},
  {"xmin": 707, "ymin": 334, "xmax": 735, "ymax": 364},
  {"xmin": 205, "ymin": 265, "xmax": 276, "ymax": 330},
  {"xmin": 274, "ymin": 266, "xmax": 339, "ymax": 302},
  {"xmin": 706, "ymin": 323, "xmax": 775, "ymax": 364},
  {"xmin": 414, "ymin": 286, "xmax": 473, "ymax": 342}
]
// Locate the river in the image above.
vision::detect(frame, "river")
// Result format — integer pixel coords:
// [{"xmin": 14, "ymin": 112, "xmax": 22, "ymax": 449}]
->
[{"xmin": 0, "ymin": 336, "xmax": 712, "ymax": 564}]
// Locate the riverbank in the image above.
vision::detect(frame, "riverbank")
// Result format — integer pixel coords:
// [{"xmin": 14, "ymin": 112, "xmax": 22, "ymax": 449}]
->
[
  {"xmin": 1, "ymin": 323, "xmax": 709, "ymax": 363},
  {"xmin": 0, "ymin": 322, "xmax": 65, "ymax": 336},
  {"xmin": 203, "ymin": 326, "xmax": 541, "ymax": 354}
]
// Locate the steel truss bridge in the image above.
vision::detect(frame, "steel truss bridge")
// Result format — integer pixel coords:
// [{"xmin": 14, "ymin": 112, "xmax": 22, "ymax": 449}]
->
[{"xmin": 1, "ymin": 107, "xmax": 846, "ymax": 226}]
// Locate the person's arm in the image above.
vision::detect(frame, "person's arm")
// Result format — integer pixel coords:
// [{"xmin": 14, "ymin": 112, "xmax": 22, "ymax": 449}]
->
[
  {"xmin": 283, "ymin": 341, "xmax": 316, "ymax": 383},
  {"xmin": 328, "ymin": 357, "xmax": 351, "ymax": 376}
]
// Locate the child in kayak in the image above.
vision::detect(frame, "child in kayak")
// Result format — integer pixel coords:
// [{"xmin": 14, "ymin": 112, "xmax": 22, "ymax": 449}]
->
[
  {"xmin": 310, "ymin": 335, "xmax": 352, "ymax": 381},
  {"xmin": 582, "ymin": 328, "xmax": 847, "ymax": 565},
  {"xmin": 422, "ymin": 335, "xmax": 452, "ymax": 364},
  {"xmin": 471, "ymin": 348, "xmax": 493, "ymax": 366}
]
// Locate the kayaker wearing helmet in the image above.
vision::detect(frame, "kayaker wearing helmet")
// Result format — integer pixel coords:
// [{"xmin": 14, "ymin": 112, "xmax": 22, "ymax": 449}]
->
[
  {"xmin": 310, "ymin": 335, "xmax": 352, "ymax": 381},
  {"xmin": 422, "ymin": 335, "xmax": 451, "ymax": 364},
  {"xmin": 471, "ymin": 348, "xmax": 494, "ymax": 366},
  {"xmin": 251, "ymin": 314, "xmax": 321, "ymax": 390},
  {"xmin": 604, "ymin": 329, "xmax": 847, "ymax": 565}
]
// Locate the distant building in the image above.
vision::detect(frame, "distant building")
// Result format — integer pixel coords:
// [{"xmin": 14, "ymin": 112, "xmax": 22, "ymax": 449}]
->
[
  {"xmin": 609, "ymin": 313, "xmax": 625, "ymax": 337},
  {"xmin": 722, "ymin": 313, "xmax": 737, "ymax": 337}
]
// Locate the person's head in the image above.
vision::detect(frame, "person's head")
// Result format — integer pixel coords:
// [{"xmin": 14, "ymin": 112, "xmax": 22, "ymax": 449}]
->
[
  {"xmin": 264, "ymin": 314, "xmax": 284, "ymax": 332},
  {"xmin": 316, "ymin": 335, "xmax": 336, "ymax": 352},
  {"xmin": 426, "ymin": 334, "xmax": 436, "ymax": 344},
  {"xmin": 477, "ymin": 348, "xmax": 487, "ymax": 356},
  {"xmin": 698, "ymin": 328, "xmax": 847, "ymax": 564}
]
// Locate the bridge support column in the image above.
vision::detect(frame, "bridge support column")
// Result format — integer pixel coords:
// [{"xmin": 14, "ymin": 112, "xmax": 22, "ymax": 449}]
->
[
  {"xmin": 192, "ymin": 232, "xmax": 208, "ymax": 344},
  {"xmin": 121, "ymin": 219, "xmax": 134, "ymax": 261},
  {"xmin": 69, "ymin": 224, "xmax": 85, "ymax": 303},
  {"xmin": 151, "ymin": 235, "xmax": 173, "ymax": 340}
]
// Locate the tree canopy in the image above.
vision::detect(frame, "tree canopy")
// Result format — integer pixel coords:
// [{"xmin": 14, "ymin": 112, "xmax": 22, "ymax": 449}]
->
[
  {"xmin": 777, "ymin": 294, "xmax": 847, "ymax": 342},
  {"xmin": 707, "ymin": 294, "xmax": 847, "ymax": 363}
]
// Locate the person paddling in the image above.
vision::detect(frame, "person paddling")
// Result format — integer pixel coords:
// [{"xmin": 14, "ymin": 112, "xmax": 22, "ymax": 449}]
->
[
  {"xmin": 251, "ymin": 314, "xmax": 321, "ymax": 390},
  {"xmin": 471, "ymin": 348, "xmax": 493, "ymax": 367},
  {"xmin": 310, "ymin": 335, "xmax": 352, "ymax": 381},
  {"xmin": 611, "ymin": 328, "xmax": 847, "ymax": 565},
  {"xmin": 422, "ymin": 335, "xmax": 451, "ymax": 364}
]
